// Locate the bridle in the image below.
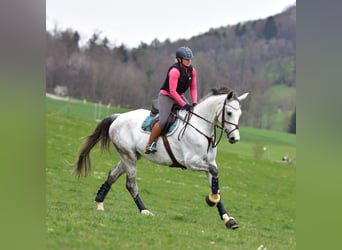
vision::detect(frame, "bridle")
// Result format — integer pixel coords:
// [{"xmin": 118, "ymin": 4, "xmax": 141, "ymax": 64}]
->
[
  {"xmin": 219, "ymin": 97, "xmax": 240, "ymax": 137},
  {"xmin": 177, "ymin": 97, "xmax": 240, "ymax": 151}
]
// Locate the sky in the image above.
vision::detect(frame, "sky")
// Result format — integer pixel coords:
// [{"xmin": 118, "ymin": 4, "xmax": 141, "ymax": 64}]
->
[{"xmin": 46, "ymin": 0, "xmax": 296, "ymax": 48}]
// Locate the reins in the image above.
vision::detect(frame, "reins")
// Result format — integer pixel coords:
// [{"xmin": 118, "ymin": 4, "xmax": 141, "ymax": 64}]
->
[
  {"xmin": 177, "ymin": 111, "xmax": 216, "ymax": 152},
  {"xmin": 176, "ymin": 98, "xmax": 239, "ymax": 151}
]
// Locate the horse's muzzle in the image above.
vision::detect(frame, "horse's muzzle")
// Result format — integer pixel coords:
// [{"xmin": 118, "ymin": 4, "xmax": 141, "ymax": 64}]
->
[
  {"xmin": 228, "ymin": 137, "xmax": 239, "ymax": 144},
  {"xmin": 225, "ymin": 129, "xmax": 240, "ymax": 144}
]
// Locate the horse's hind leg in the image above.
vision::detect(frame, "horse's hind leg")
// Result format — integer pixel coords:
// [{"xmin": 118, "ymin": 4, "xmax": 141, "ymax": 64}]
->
[
  {"xmin": 206, "ymin": 164, "xmax": 239, "ymax": 230},
  {"xmin": 95, "ymin": 160, "xmax": 125, "ymax": 211},
  {"xmin": 124, "ymin": 160, "xmax": 154, "ymax": 216}
]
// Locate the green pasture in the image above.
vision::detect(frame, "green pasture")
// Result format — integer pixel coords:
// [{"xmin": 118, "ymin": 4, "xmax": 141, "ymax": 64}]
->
[
  {"xmin": 46, "ymin": 95, "xmax": 296, "ymax": 249},
  {"xmin": 262, "ymin": 84, "xmax": 296, "ymax": 132}
]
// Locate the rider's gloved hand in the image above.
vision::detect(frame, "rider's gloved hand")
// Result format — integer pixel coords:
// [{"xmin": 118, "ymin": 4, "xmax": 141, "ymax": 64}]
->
[
  {"xmin": 192, "ymin": 103, "xmax": 197, "ymax": 107},
  {"xmin": 181, "ymin": 103, "xmax": 193, "ymax": 111}
]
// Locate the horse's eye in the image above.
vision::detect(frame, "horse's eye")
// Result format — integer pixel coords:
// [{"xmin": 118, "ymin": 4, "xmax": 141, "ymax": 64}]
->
[{"xmin": 227, "ymin": 111, "xmax": 232, "ymax": 116}]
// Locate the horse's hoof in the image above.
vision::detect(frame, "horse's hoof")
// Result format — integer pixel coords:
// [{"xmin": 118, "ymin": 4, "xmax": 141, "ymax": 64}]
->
[
  {"xmin": 225, "ymin": 218, "xmax": 239, "ymax": 230},
  {"xmin": 96, "ymin": 202, "xmax": 104, "ymax": 211},
  {"xmin": 141, "ymin": 209, "xmax": 154, "ymax": 216},
  {"xmin": 205, "ymin": 195, "xmax": 216, "ymax": 207}
]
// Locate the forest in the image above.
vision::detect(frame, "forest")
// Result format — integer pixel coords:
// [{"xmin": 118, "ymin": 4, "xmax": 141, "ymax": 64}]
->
[{"xmin": 46, "ymin": 5, "xmax": 296, "ymax": 133}]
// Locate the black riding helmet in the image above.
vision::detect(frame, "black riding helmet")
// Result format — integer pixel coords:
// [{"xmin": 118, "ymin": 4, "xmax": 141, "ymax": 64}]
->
[{"xmin": 176, "ymin": 47, "xmax": 193, "ymax": 60}]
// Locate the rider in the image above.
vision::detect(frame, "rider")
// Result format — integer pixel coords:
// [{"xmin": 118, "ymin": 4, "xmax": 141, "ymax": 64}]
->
[{"xmin": 145, "ymin": 46, "xmax": 198, "ymax": 154}]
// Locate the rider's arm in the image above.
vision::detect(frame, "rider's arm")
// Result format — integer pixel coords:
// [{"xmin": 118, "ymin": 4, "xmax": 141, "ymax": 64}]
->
[
  {"xmin": 190, "ymin": 67, "xmax": 197, "ymax": 104},
  {"xmin": 167, "ymin": 68, "xmax": 187, "ymax": 107}
]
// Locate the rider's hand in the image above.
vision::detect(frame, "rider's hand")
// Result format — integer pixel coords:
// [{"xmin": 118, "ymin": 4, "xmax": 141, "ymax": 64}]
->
[
  {"xmin": 192, "ymin": 103, "xmax": 197, "ymax": 107},
  {"xmin": 181, "ymin": 104, "xmax": 193, "ymax": 111}
]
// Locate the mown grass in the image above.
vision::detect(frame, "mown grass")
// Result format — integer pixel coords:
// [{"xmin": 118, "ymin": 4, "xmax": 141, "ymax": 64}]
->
[{"xmin": 46, "ymin": 96, "xmax": 296, "ymax": 250}]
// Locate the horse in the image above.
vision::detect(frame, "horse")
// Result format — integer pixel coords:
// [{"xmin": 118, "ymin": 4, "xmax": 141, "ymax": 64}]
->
[{"xmin": 75, "ymin": 87, "xmax": 249, "ymax": 230}]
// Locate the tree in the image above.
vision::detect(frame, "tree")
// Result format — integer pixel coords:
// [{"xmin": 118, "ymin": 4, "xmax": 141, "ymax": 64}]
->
[
  {"xmin": 288, "ymin": 108, "xmax": 296, "ymax": 134},
  {"xmin": 54, "ymin": 29, "xmax": 80, "ymax": 57},
  {"xmin": 263, "ymin": 16, "xmax": 278, "ymax": 40},
  {"xmin": 114, "ymin": 44, "xmax": 129, "ymax": 62},
  {"xmin": 88, "ymin": 32, "xmax": 100, "ymax": 48},
  {"xmin": 235, "ymin": 22, "xmax": 247, "ymax": 37},
  {"xmin": 46, "ymin": 5, "xmax": 296, "ymax": 132}
]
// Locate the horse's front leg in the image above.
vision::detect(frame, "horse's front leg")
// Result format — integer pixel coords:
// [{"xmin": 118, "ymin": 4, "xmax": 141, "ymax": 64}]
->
[
  {"xmin": 205, "ymin": 165, "xmax": 221, "ymax": 205},
  {"xmin": 206, "ymin": 164, "xmax": 239, "ymax": 230}
]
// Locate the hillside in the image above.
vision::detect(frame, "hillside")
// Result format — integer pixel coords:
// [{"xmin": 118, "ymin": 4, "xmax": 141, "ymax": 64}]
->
[{"xmin": 46, "ymin": 5, "xmax": 296, "ymax": 132}]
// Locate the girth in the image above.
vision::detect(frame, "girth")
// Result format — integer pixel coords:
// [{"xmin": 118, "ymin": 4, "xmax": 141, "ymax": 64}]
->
[{"xmin": 161, "ymin": 136, "xmax": 186, "ymax": 170}]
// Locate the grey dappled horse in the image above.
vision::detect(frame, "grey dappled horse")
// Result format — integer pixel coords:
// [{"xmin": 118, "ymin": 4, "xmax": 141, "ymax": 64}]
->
[{"xmin": 75, "ymin": 87, "xmax": 249, "ymax": 230}]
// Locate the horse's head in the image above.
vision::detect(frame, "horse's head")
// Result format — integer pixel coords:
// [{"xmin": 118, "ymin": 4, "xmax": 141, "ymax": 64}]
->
[{"xmin": 221, "ymin": 91, "xmax": 249, "ymax": 144}]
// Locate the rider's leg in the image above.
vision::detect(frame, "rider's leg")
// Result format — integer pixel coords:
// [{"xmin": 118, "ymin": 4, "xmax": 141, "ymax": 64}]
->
[
  {"xmin": 145, "ymin": 93, "xmax": 173, "ymax": 154},
  {"xmin": 145, "ymin": 123, "xmax": 162, "ymax": 153}
]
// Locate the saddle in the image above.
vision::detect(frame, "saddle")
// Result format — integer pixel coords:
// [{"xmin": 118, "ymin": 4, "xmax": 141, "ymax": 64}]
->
[
  {"xmin": 141, "ymin": 100, "xmax": 186, "ymax": 169},
  {"xmin": 141, "ymin": 99, "xmax": 181, "ymax": 136}
]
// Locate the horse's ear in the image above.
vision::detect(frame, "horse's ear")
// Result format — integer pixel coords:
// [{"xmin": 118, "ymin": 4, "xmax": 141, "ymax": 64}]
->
[
  {"xmin": 227, "ymin": 91, "xmax": 234, "ymax": 100},
  {"xmin": 237, "ymin": 92, "xmax": 249, "ymax": 101}
]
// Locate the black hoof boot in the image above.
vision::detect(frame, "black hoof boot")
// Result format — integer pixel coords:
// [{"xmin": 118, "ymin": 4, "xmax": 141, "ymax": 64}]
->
[
  {"xmin": 205, "ymin": 195, "xmax": 216, "ymax": 207},
  {"xmin": 225, "ymin": 218, "xmax": 239, "ymax": 230}
]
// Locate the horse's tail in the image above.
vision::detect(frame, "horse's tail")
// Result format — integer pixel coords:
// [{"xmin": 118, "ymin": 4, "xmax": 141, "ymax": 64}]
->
[{"xmin": 74, "ymin": 114, "xmax": 119, "ymax": 177}]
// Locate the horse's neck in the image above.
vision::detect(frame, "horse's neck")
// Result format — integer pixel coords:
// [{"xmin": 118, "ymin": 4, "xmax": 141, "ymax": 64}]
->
[{"xmin": 191, "ymin": 95, "xmax": 224, "ymax": 134}]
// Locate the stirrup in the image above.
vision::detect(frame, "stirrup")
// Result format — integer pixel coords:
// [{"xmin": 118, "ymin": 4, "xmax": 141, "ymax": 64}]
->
[{"xmin": 145, "ymin": 141, "xmax": 157, "ymax": 154}]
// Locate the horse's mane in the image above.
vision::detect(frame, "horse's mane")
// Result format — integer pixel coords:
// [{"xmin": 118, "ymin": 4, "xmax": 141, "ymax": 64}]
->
[
  {"xmin": 212, "ymin": 87, "xmax": 232, "ymax": 95},
  {"xmin": 199, "ymin": 86, "xmax": 234, "ymax": 103}
]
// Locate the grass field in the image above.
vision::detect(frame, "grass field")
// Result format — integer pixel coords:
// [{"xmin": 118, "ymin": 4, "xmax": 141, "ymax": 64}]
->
[
  {"xmin": 46, "ymin": 95, "xmax": 296, "ymax": 249},
  {"xmin": 262, "ymin": 84, "xmax": 296, "ymax": 132}
]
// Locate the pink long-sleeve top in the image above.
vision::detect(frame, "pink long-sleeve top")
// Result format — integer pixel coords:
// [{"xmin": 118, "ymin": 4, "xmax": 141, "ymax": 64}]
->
[{"xmin": 160, "ymin": 66, "xmax": 197, "ymax": 107}]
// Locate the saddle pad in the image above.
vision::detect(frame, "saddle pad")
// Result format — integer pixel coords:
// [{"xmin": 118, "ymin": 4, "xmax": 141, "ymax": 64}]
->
[{"xmin": 141, "ymin": 115, "xmax": 180, "ymax": 136}]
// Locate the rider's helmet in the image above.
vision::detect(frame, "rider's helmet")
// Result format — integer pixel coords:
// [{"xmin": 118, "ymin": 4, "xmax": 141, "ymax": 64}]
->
[{"xmin": 176, "ymin": 47, "xmax": 193, "ymax": 60}]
